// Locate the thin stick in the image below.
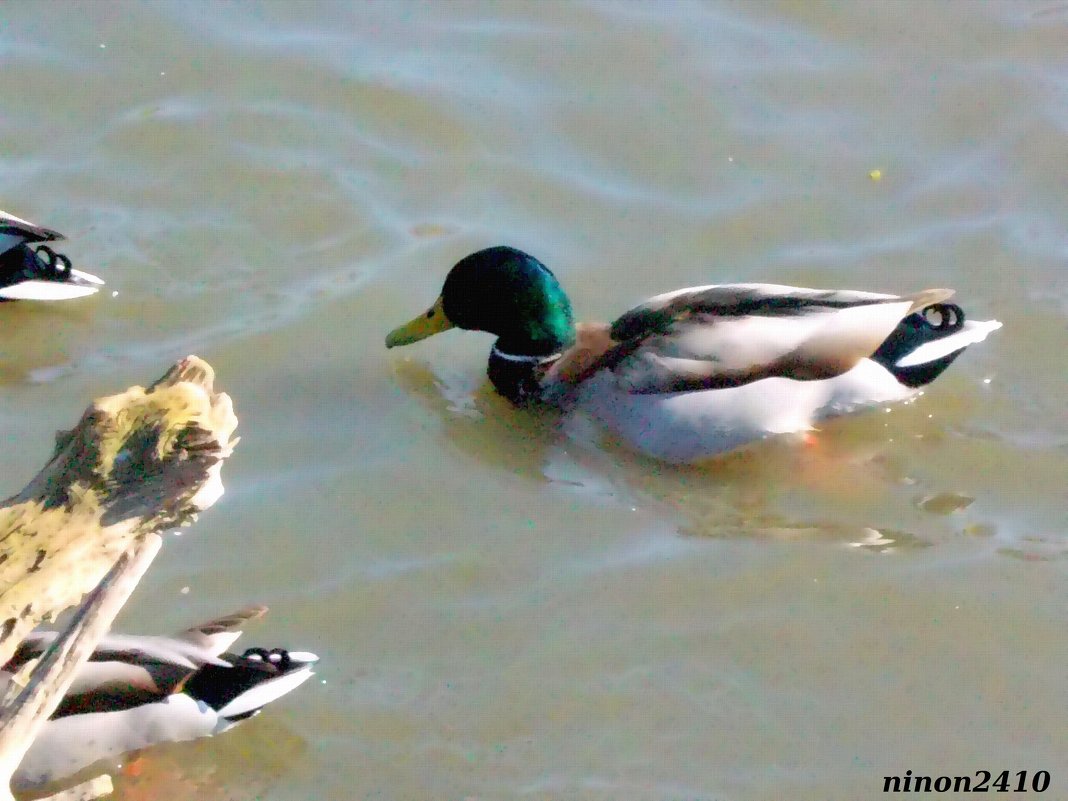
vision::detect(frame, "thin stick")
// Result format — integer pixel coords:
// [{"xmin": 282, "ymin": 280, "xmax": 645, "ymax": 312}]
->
[{"xmin": 0, "ymin": 535, "xmax": 162, "ymax": 800}]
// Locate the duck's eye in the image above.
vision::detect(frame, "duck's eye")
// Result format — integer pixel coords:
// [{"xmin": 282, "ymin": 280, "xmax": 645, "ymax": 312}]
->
[{"xmin": 426, "ymin": 308, "xmax": 435, "ymax": 319}]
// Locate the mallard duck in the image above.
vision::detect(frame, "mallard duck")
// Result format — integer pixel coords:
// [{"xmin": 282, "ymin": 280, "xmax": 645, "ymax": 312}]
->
[
  {"xmin": 2, "ymin": 606, "xmax": 318, "ymax": 792},
  {"xmin": 385, "ymin": 246, "xmax": 1002, "ymax": 462},
  {"xmin": 0, "ymin": 209, "xmax": 104, "ymax": 301}
]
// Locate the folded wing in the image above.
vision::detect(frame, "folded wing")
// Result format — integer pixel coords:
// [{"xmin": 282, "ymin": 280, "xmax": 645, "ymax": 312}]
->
[{"xmin": 603, "ymin": 283, "xmax": 954, "ymax": 394}]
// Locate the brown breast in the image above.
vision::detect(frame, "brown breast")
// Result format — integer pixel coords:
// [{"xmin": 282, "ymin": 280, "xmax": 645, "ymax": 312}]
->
[{"xmin": 544, "ymin": 322, "xmax": 620, "ymax": 387}]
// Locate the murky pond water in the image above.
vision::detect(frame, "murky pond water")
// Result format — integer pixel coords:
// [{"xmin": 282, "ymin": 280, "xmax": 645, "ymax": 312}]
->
[{"xmin": 2, "ymin": 1, "xmax": 1067, "ymax": 799}]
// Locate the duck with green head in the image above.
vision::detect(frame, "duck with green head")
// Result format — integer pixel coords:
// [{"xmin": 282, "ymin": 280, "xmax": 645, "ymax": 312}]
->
[{"xmin": 386, "ymin": 246, "xmax": 1001, "ymax": 462}]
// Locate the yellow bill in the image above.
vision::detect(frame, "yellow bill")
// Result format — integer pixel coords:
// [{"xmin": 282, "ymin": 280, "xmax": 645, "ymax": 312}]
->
[{"xmin": 385, "ymin": 295, "xmax": 455, "ymax": 347}]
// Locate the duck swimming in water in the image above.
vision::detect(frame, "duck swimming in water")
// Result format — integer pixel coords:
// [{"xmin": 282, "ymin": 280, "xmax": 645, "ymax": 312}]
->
[
  {"xmin": 0, "ymin": 209, "xmax": 104, "ymax": 301},
  {"xmin": 2, "ymin": 606, "xmax": 317, "ymax": 792},
  {"xmin": 385, "ymin": 246, "xmax": 1002, "ymax": 462}
]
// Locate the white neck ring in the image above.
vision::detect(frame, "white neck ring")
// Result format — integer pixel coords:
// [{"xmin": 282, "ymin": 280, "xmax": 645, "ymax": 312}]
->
[{"xmin": 490, "ymin": 346, "xmax": 562, "ymax": 365}]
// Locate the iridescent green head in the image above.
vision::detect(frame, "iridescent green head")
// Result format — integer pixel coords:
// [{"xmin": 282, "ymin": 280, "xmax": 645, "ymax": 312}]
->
[{"xmin": 385, "ymin": 246, "xmax": 576, "ymax": 356}]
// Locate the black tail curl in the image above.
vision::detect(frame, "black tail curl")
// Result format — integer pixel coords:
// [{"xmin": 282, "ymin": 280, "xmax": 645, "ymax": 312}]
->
[
  {"xmin": 872, "ymin": 303, "xmax": 967, "ymax": 388},
  {"xmin": 33, "ymin": 245, "xmax": 73, "ymax": 279},
  {"xmin": 182, "ymin": 647, "xmax": 301, "ymax": 714}
]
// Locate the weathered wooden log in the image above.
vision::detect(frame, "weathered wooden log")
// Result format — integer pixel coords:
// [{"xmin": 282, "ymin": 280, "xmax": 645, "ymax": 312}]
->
[{"xmin": 0, "ymin": 357, "xmax": 238, "ymax": 800}]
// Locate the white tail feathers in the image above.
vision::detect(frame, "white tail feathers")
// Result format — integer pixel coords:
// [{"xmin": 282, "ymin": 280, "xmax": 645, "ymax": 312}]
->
[
  {"xmin": 216, "ymin": 661, "xmax": 317, "ymax": 720},
  {"xmin": 0, "ymin": 280, "xmax": 101, "ymax": 300},
  {"xmin": 896, "ymin": 319, "xmax": 1003, "ymax": 367}
]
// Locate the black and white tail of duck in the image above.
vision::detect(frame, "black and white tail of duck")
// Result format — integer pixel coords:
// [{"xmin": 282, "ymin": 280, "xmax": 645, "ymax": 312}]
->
[
  {"xmin": 871, "ymin": 302, "xmax": 1003, "ymax": 388},
  {"xmin": 0, "ymin": 208, "xmax": 104, "ymax": 301},
  {"xmin": 5, "ymin": 607, "xmax": 318, "ymax": 792},
  {"xmin": 182, "ymin": 647, "xmax": 320, "ymax": 729}
]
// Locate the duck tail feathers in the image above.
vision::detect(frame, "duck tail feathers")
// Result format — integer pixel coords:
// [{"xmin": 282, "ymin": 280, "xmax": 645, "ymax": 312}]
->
[
  {"xmin": 894, "ymin": 318, "xmax": 1002, "ymax": 368},
  {"xmin": 0, "ymin": 279, "xmax": 102, "ymax": 301},
  {"xmin": 0, "ymin": 209, "xmax": 64, "ymax": 243},
  {"xmin": 178, "ymin": 605, "xmax": 269, "ymax": 656},
  {"xmin": 904, "ymin": 288, "xmax": 954, "ymax": 313},
  {"xmin": 872, "ymin": 302, "xmax": 1001, "ymax": 387},
  {"xmin": 0, "ymin": 245, "xmax": 104, "ymax": 301},
  {"xmin": 181, "ymin": 647, "xmax": 318, "ymax": 729}
]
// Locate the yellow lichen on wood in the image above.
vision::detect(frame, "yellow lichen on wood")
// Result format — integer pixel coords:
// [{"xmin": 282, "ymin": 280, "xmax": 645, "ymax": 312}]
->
[{"xmin": 0, "ymin": 357, "xmax": 238, "ymax": 668}]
